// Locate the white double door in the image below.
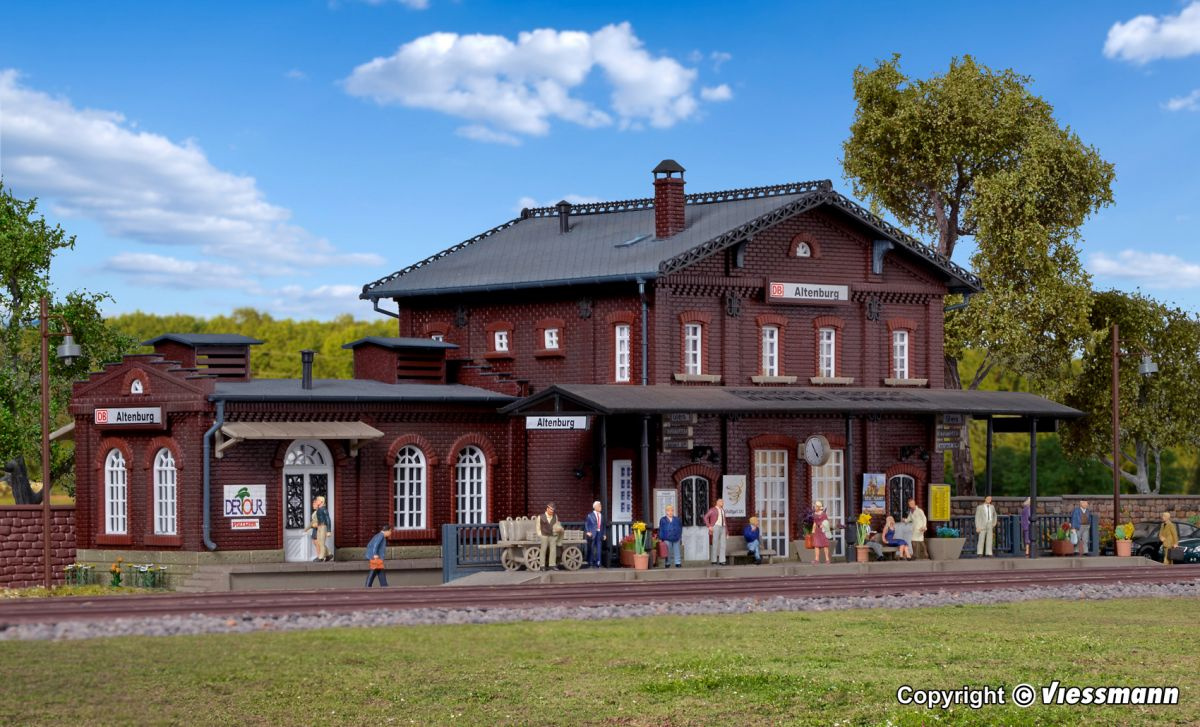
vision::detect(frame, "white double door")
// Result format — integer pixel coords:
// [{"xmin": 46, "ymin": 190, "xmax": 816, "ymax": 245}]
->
[
  {"xmin": 810, "ymin": 450, "xmax": 845, "ymax": 557},
  {"xmin": 282, "ymin": 440, "xmax": 334, "ymax": 562}
]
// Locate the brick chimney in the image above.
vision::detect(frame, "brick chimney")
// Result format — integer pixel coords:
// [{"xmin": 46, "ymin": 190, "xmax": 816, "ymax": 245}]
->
[{"xmin": 653, "ymin": 159, "xmax": 686, "ymax": 238}]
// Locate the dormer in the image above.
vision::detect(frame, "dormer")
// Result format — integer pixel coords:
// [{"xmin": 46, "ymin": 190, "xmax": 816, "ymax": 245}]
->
[
  {"xmin": 342, "ymin": 337, "xmax": 459, "ymax": 384},
  {"xmin": 141, "ymin": 333, "xmax": 264, "ymax": 381}
]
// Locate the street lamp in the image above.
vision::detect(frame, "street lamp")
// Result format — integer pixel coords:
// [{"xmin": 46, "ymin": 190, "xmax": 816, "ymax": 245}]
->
[
  {"xmin": 1110, "ymin": 323, "xmax": 1155, "ymax": 550},
  {"xmin": 40, "ymin": 295, "xmax": 80, "ymax": 589}
]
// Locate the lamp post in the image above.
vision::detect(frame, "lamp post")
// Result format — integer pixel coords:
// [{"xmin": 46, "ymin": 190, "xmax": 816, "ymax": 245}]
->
[
  {"xmin": 1110, "ymin": 323, "xmax": 1156, "ymax": 548},
  {"xmin": 40, "ymin": 296, "xmax": 81, "ymax": 589}
]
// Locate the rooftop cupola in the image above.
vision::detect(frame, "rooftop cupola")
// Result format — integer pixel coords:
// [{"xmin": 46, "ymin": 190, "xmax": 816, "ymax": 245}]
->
[{"xmin": 141, "ymin": 333, "xmax": 263, "ymax": 380}]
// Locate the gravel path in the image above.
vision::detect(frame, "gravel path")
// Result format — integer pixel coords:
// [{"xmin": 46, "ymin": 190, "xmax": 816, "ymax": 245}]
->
[{"xmin": 4, "ymin": 580, "xmax": 1199, "ymax": 641}]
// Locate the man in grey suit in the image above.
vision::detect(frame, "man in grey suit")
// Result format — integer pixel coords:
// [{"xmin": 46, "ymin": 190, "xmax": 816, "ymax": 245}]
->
[{"xmin": 975, "ymin": 495, "xmax": 998, "ymax": 556}]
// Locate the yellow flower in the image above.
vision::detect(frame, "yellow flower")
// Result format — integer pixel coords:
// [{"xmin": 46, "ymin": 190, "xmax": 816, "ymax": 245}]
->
[{"xmin": 857, "ymin": 513, "xmax": 872, "ymax": 526}]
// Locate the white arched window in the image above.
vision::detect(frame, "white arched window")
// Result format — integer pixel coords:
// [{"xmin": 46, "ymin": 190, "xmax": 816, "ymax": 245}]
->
[
  {"xmin": 105, "ymin": 449, "xmax": 128, "ymax": 535},
  {"xmin": 153, "ymin": 448, "xmax": 177, "ymax": 535},
  {"xmin": 394, "ymin": 446, "xmax": 427, "ymax": 529},
  {"xmin": 455, "ymin": 446, "xmax": 487, "ymax": 524}
]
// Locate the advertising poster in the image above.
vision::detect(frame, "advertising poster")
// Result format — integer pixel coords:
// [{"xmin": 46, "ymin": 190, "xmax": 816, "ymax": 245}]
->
[
  {"xmin": 862, "ymin": 473, "xmax": 886, "ymax": 514},
  {"xmin": 722, "ymin": 475, "xmax": 747, "ymax": 517}
]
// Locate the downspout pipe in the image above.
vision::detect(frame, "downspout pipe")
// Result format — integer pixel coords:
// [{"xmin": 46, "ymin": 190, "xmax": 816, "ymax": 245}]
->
[
  {"xmin": 638, "ymin": 279, "xmax": 651, "ymax": 528},
  {"xmin": 373, "ymin": 298, "xmax": 401, "ymax": 319},
  {"xmin": 202, "ymin": 399, "xmax": 225, "ymax": 551},
  {"xmin": 638, "ymin": 279, "xmax": 649, "ymax": 386}
]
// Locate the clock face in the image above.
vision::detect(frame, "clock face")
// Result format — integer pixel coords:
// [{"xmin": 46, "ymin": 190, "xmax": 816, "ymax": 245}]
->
[{"xmin": 804, "ymin": 435, "xmax": 831, "ymax": 466}]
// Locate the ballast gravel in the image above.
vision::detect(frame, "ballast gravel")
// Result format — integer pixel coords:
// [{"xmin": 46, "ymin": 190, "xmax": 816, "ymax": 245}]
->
[{"xmin": 4, "ymin": 580, "xmax": 1199, "ymax": 641}]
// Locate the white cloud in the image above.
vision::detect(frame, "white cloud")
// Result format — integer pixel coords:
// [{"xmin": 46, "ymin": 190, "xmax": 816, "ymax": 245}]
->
[
  {"xmin": 514, "ymin": 194, "xmax": 604, "ymax": 212},
  {"xmin": 1091, "ymin": 250, "xmax": 1200, "ymax": 287},
  {"xmin": 1104, "ymin": 2, "xmax": 1200, "ymax": 63},
  {"xmin": 285, "ymin": 69, "xmax": 307, "ymax": 80},
  {"xmin": 700, "ymin": 84, "xmax": 733, "ymax": 102},
  {"xmin": 103, "ymin": 252, "xmax": 261, "ymax": 291},
  {"xmin": 1165, "ymin": 88, "xmax": 1200, "ymax": 111},
  {"xmin": 268, "ymin": 284, "xmax": 370, "ymax": 317},
  {"xmin": 0, "ymin": 70, "xmax": 382, "ymax": 272},
  {"xmin": 344, "ymin": 23, "xmax": 727, "ymax": 142},
  {"xmin": 342, "ymin": 0, "xmax": 429, "ymax": 8},
  {"xmin": 710, "ymin": 51, "xmax": 732, "ymax": 71}
]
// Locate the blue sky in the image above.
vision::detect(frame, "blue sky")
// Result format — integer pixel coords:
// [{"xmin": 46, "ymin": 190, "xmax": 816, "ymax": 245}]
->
[{"xmin": 2, "ymin": 0, "xmax": 1199, "ymax": 320}]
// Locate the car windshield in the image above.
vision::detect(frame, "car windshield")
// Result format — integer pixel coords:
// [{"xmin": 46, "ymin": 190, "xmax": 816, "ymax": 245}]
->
[
  {"xmin": 1178, "ymin": 522, "xmax": 1199, "ymax": 539},
  {"xmin": 1133, "ymin": 522, "xmax": 1160, "ymax": 539}
]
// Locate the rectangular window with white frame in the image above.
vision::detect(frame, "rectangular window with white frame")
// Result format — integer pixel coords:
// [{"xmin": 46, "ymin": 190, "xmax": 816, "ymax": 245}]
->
[
  {"xmin": 543, "ymin": 328, "xmax": 559, "ymax": 350},
  {"xmin": 892, "ymin": 329, "xmax": 909, "ymax": 379},
  {"xmin": 611, "ymin": 459, "xmax": 634, "ymax": 522},
  {"xmin": 684, "ymin": 323, "xmax": 703, "ymax": 375},
  {"xmin": 615, "ymin": 324, "xmax": 631, "ymax": 382},
  {"xmin": 493, "ymin": 330, "xmax": 509, "ymax": 352},
  {"xmin": 819, "ymin": 327, "xmax": 836, "ymax": 378},
  {"xmin": 761, "ymin": 325, "xmax": 779, "ymax": 377}
]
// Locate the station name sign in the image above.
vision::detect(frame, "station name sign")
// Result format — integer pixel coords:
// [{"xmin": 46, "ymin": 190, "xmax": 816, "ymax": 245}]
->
[
  {"xmin": 767, "ymin": 281, "xmax": 850, "ymax": 305},
  {"xmin": 525, "ymin": 416, "xmax": 589, "ymax": 430},
  {"xmin": 94, "ymin": 407, "xmax": 162, "ymax": 425}
]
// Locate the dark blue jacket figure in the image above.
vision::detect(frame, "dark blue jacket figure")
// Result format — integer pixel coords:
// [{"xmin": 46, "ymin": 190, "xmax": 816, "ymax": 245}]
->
[
  {"xmin": 658, "ymin": 515, "xmax": 683, "ymax": 543},
  {"xmin": 365, "ymin": 526, "xmax": 392, "ymax": 587},
  {"xmin": 743, "ymin": 521, "xmax": 763, "ymax": 564}
]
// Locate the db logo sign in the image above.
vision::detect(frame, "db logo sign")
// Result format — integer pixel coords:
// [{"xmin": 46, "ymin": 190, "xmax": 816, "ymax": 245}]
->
[
  {"xmin": 769, "ymin": 283, "xmax": 785, "ymax": 297},
  {"xmin": 95, "ymin": 409, "xmax": 109, "ymax": 423}
]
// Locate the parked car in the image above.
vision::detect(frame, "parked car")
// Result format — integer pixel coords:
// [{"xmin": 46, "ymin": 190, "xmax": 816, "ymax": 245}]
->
[
  {"xmin": 1129, "ymin": 520, "xmax": 1200, "ymax": 561},
  {"xmin": 1167, "ymin": 537, "xmax": 1200, "ymax": 564}
]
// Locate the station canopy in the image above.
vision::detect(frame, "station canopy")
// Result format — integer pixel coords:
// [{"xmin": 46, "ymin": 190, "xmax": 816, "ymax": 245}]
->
[{"xmin": 215, "ymin": 421, "xmax": 384, "ymax": 458}]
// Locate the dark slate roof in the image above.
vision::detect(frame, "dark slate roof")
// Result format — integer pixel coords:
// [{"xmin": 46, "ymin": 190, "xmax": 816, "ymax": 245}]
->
[
  {"xmin": 142, "ymin": 333, "xmax": 264, "ymax": 347},
  {"xmin": 341, "ymin": 336, "xmax": 459, "ymax": 351},
  {"xmin": 501, "ymin": 384, "xmax": 1082, "ymax": 419},
  {"xmin": 212, "ymin": 379, "xmax": 513, "ymax": 403},
  {"xmin": 362, "ymin": 181, "xmax": 981, "ymax": 300}
]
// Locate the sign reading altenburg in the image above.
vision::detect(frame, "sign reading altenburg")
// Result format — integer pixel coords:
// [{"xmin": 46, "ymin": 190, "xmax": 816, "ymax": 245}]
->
[
  {"xmin": 767, "ymin": 281, "xmax": 850, "ymax": 304},
  {"xmin": 94, "ymin": 407, "xmax": 162, "ymax": 425},
  {"xmin": 525, "ymin": 416, "xmax": 588, "ymax": 430}
]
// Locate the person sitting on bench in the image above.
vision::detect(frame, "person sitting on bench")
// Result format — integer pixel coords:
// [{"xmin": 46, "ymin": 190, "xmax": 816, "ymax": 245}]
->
[
  {"xmin": 882, "ymin": 515, "xmax": 912, "ymax": 560},
  {"xmin": 743, "ymin": 516, "xmax": 764, "ymax": 565}
]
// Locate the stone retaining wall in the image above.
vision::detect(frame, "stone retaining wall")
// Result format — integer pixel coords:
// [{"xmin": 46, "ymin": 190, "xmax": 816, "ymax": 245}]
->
[
  {"xmin": 952, "ymin": 494, "xmax": 1200, "ymax": 525},
  {"xmin": 0, "ymin": 506, "xmax": 75, "ymax": 588}
]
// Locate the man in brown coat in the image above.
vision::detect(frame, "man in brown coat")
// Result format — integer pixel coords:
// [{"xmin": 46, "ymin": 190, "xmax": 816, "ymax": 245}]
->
[{"xmin": 538, "ymin": 502, "xmax": 563, "ymax": 570}]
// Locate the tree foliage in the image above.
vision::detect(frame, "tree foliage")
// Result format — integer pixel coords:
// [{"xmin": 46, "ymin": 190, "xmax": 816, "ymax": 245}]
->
[
  {"xmin": 1060, "ymin": 291, "xmax": 1200, "ymax": 494},
  {"xmin": 842, "ymin": 54, "xmax": 1114, "ymax": 491},
  {"xmin": 0, "ymin": 182, "xmax": 136, "ymax": 494}
]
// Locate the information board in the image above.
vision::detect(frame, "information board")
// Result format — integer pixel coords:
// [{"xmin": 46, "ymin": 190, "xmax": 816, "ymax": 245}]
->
[{"xmin": 928, "ymin": 484, "xmax": 952, "ymax": 522}]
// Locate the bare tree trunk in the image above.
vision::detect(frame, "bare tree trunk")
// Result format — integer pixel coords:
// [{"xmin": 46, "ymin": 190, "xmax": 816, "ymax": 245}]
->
[{"xmin": 945, "ymin": 354, "xmax": 975, "ymax": 495}]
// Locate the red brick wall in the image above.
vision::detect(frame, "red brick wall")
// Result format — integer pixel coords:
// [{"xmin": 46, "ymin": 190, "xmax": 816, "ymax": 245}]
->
[
  {"xmin": 352, "ymin": 344, "xmax": 398, "ymax": 383},
  {"xmin": 0, "ymin": 506, "xmax": 75, "ymax": 588}
]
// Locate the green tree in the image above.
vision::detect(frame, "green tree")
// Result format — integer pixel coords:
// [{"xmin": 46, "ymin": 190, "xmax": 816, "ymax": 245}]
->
[
  {"xmin": 0, "ymin": 182, "xmax": 135, "ymax": 495},
  {"xmin": 842, "ymin": 55, "xmax": 1114, "ymax": 494},
  {"xmin": 1060, "ymin": 291, "xmax": 1200, "ymax": 494}
]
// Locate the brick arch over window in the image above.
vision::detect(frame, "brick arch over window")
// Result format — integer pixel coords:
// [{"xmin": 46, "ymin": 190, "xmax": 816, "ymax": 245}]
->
[
  {"xmin": 789, "ymin": 235, "xmax": 821, "ymax": 259},
  {"xmin": 672, "ymin": 464, "xmax": 721, "ymax": 488},
  {"xmin": 423, "ymin": 321, "xmax": 451, "ymax": 337},
  {"xmin": 446, "ymin": 433, "xmax": 498, "ymax": 467},
  {"xmin": 887, "ymin": 318, "xmax": 919, "ymax": 333},
  {"xmin": 122, "ymin": 368, "xmax": 151, "ymax": 396},
  {"xmin": 387, "ymin": 434, "xmax": 440, "ymax": 467},
  {"xmin": 142, "ymin": 436, "xmax": 184, "ymax": 473},
  {"xmin": 95, "ymin": 437, "xmax": 134, "ymax": 473},
  {"xmin": 885, "ymin": 462, "xmax": 927, "ymax": 514},
  {"xmin": 748, "ymin": 433, "xmax": 798, "ymax": 451}
]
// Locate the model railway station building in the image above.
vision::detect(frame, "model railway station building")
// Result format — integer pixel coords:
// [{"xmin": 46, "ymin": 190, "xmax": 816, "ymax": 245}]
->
[{"xmin": 68, "ymin": 161, "xmax": 1080, "ymax": 567}]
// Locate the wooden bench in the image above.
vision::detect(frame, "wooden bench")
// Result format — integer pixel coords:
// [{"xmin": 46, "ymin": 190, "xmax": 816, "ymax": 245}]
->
[
  {"xmin": 725, "ymin": 535, "xmax": 778, "ymax": 564},
  {"xmin": 482, "ymin": 517, "xmax": 586, "ymax": 571},
  {"xmin": 876, "ymin": 545, "xmax": 898, "ymax": 561}
]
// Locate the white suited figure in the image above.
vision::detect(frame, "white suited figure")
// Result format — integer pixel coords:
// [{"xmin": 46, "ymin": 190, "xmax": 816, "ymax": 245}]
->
[{"xmin": 975, "ymin": 495, "xmax": 997, "ymax": 556}]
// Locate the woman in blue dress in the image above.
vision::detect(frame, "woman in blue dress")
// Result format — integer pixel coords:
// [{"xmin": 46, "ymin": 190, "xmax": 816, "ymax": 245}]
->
[{"xmin": 882, "ymin": 515, "xmax": 912, "ymax": 560}]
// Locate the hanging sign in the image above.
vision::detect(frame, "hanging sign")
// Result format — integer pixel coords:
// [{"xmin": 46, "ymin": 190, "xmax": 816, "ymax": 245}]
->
[
  {"xmin": 525, "ymin": 416, "xmax": 588, "ymax": 430},
  {"xmin": 928, "ymin": 484, "xmax": 952, "ymax": 522},
  {"xmin": 722, "ymin": 475, "xmax": 747, "ymax": 517},
  {"xmin": 767, "ymin": 281, "xmax": 850, "ymax": 305},
  {"xmin": 223, "ymin": 485, "xmax": 267, "ymax": 518},
  {"xmin": 935, "ymin": 413, "xmax": 968, "ymax": 452},
  {"xmin": 94, "ymin": 407, "xmax": 162, "ymax": 425}
]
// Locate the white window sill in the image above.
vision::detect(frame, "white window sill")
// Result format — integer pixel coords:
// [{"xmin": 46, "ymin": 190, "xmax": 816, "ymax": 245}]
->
[
  {"xmin": 884, "ymin": 377, "xmax": 928, "ymax": 387},
  {"xmin": 673, "ymin": 373, "xmax": 722, "ymax": 383},
  {"xmin": 809, "ymin": 376, "xmax": 855, "ymax": 385},
  {"xmin": 751, "ymin": 375, "xmax": 798, "ymax": 385}
]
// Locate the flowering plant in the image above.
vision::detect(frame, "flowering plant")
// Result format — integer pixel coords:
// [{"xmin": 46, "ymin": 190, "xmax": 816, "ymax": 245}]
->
[
  {"xmin": 856, "ymin": 513, "xmax": 872, "ymax": 546},
  {"xmin": 1050, "ymin": 522, "xmax": 1072, "ymax": 541},
  {"xmin": 109, "ymin": 557, "xmax": 124, "ymax": 587},
  {"xmin": 935, "ymin": 526, "xmax": 960, "ymax": 538},
  {"xmin": 1115, "ymin": 522, "xmax": 1135, "ymax": 541},
  {"xmin": 801, "ymin": 507, "xmax": 816, "ymax": 535},
  {"xmin": 631, "ymin": 521, "xmax": 647, "ymax": 554},
  {"xmin": 125, "ymin": 563, "xmax": 168, "ymax": 588},
  {"xmin": 619, "ymin": 533, "xmax": 637, "ymax": 551},
  {"xmin": 64, "ymin": 563, "xmax": 94, "ymax": 586}
]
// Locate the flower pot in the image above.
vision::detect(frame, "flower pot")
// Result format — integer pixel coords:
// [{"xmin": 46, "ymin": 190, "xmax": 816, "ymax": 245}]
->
[
  {"xmin": 855, "ymin": 545, "xmax": 870, "ymax": 563},
  {"xmin": 620, "ymin": 549, "xmax": 634, "ymax": 568},
  {"xmin": 1115, "ymin": 539, "xmax": 1132, "ymax": 557},
  {"xmin": 804, "ymin": 534, "xmax": 814, "ymax": 549},
  {"xmin": 633, "ymin": 553, "xmax": 650, "ymax": 570},
  {"xmin": 1051, "ymin": 539, "xmax": 1074, "ymax": 556},
  {"xmin": 926, "ymin": 537, "xmax": 965, "ymax": 561}
]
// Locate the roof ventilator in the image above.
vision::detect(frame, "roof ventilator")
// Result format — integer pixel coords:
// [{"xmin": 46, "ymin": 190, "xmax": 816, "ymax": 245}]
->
[{"xmin": 556, "ymin": 200, "xmax": 571, "ymax": 234}]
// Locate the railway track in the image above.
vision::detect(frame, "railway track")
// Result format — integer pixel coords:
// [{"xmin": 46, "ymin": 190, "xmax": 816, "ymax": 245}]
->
[{"xmin": 2, "ymin": 567, "xmax": 1196, "ymax": 627}]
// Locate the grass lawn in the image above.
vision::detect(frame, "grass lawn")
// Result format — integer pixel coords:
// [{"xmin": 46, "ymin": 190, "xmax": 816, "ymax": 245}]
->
[{"xmin": 1, "ymin": 597, "xmax": 1195, "ymax": 726}]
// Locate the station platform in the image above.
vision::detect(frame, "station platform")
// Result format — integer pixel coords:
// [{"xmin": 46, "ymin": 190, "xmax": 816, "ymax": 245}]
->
[{"xmin": 450, "ymin": 554, "xmax": 1162, "ymax": 587}]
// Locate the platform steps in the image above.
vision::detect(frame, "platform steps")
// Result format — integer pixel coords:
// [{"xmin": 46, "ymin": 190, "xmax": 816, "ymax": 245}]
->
[{"xmin": 175, "ymin": 565, "xmax": 233, "ymax": 593}]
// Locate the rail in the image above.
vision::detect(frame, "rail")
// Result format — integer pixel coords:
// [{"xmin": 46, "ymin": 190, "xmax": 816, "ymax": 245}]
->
[{"xmin": 442, "ymin": 520, "xmax": 588, "ymax": 582}]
